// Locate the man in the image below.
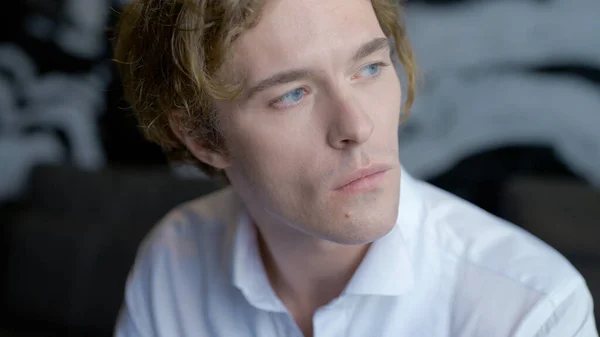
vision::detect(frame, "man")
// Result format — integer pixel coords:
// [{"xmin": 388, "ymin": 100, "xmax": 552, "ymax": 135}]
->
[{"xmin": 113, "ymin": 0, "xmax": 598, "ymax": 336}]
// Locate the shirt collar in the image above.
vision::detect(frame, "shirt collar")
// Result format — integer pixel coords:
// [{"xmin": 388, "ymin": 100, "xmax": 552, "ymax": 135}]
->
[
  {"xmin": 231, "ymin": 208, "xmax": 287, "ymax": 312},
  {"xmin": 231, "ymin": 166, "xmax": 424, "ymax": 305}
]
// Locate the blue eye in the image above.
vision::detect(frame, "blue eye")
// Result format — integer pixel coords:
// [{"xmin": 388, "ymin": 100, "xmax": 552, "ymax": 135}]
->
[
  {"xmin": 356, "ymin": 62, "xmax": 387, "ymax": 79},
  {"xmin": 271, "ymin": 88, "xmax": 307, "ymax": 108}
]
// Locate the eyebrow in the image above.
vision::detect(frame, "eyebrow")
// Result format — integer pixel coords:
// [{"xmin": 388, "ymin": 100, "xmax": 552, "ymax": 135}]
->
[
  {"xmin": 351, "ymin": 37, "xmax": 390, "ymax": 63},
  {"xmin": 245, "ymin": 69, "xmax": 312, "ymax": 99},
  {"xmin": 244, "ymin": 37, "xmax": 391, "ymax": 99}
]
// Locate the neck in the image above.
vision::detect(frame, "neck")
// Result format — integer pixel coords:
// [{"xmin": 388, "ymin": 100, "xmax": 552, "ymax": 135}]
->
[{"xmin": 256, "ymin": 220, "xmax": 370, "ymax": 312}]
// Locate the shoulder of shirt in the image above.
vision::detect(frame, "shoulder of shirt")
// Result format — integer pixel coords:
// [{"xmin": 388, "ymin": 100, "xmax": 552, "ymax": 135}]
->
[
  {"xmin": 136, "ymin": 186, "xmax": 239, "ymax": 256},
  {"xmin": 409, "ymin": 178, "xmax": 584, "ymax": 297}
]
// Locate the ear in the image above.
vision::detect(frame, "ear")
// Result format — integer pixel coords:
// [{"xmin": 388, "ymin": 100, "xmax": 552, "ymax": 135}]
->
[{"xmin": 168, "ymin": 111, "xmax": 231, "ymax": 170}]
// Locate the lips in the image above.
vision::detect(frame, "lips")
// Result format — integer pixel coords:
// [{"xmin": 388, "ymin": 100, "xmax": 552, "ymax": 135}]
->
[{"xmin": 333, "ymin": 163, "xmax": 392, "ymax": 190}]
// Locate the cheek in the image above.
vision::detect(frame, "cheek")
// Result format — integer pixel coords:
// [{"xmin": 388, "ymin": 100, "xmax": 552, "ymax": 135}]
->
[
  {"xmin": 380, "ymin": 72, "xmax": 402, "ymax": 115},
  {"xmin": 227, "ymin": 123, "xmax": 315, "ymax": 185},
  {"xmin": 358, "ymin": 74, "xmax": 402, "ymax": 128},
  {"xmin": 226, "ymin": 126, "xmax": 323, "ymax": 215}
]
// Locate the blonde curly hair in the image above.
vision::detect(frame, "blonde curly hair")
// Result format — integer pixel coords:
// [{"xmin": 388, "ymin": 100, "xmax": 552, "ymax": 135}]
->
[{"xmin": 113, "ymin": 0, "xmax": 417, "ymax": 183}]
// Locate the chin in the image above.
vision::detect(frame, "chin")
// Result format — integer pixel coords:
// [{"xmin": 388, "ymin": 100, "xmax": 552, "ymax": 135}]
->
[
  {"xmin": 314, "ymin": 184, "xmax": 401, "ymax": 245},
  {"xmin": 319, "ymin": 210, "xmax": 399, "ymax": 245}
]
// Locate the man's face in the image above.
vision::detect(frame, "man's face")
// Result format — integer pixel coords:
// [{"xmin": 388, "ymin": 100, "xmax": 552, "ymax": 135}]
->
[{"xmin": 218, "ymin": 0, "xmax": 402, "ymax": 244}]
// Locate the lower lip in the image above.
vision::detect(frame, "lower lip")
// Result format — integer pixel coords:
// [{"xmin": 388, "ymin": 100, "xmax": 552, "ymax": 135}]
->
[{"xmin": 334, "ymin": 170, "xmax": 388, "ymax": 194}]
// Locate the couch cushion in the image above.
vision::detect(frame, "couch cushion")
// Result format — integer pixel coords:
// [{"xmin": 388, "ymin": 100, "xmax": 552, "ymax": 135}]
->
[
  {"xmin": 502, "ymin": 176, "xmax": 600, "ymax": 256},
  {"xmin": 1, "ymin": 164, "xmax": 219, "ymax": 334}
]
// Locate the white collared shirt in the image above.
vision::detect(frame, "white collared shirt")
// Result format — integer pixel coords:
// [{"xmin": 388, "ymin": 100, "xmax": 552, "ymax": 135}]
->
[{"xmin": 115, "ymin": 170, "xmax": 598, "ymax": 337}]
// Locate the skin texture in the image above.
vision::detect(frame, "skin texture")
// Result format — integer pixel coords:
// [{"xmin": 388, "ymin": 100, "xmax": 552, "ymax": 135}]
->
[{"xmin": 174, "ymin": 0, "xmax": 403, "ymax": 335}]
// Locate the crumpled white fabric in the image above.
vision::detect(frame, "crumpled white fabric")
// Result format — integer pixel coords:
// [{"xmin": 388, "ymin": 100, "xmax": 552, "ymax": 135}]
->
[{"xmin": 399, "ymin": 0, "xmax": 600, "ymax": 188}]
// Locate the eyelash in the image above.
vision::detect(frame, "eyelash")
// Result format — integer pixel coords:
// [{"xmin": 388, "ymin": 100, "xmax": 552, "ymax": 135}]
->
[
  {"xmin": 269, "ymin": 61, "xmax": 391, "ymax": 109},
  {"xmin": 353, "ymin": 61, "xmax": 389, "ymax": 80},
  {"xmin": 269, "ymin": 87, "xmax": 310, "ymax": 109}
]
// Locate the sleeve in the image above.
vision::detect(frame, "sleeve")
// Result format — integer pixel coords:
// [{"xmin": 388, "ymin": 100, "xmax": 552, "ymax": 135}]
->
[
  {"xmin": 114, "ymin": 303, "xmax": 150, "ymax": 337},
  {"xmin": 113, "ymin": 242, "xmax": 157, "ymax": 337},
  {"xmin": 514, "ymin": 277, "xmax": 598, "ymax": 337}
]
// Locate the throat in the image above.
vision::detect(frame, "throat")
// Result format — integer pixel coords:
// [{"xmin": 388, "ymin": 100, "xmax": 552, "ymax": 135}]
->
[{"xmin": 257, "ymin": 228, "xmax": 370, "ymax": 336}]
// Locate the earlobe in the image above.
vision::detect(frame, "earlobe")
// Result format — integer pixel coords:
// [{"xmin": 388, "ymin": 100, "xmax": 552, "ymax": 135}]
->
[
  {"xmin": 185, "ymin": 141, "xmax": 231, "ymax": 169},
  {"xmin": 168, "ymin": 111, "xmax": 231, "ymax": 170}
]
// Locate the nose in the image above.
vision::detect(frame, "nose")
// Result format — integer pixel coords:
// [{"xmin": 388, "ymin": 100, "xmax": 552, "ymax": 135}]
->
[{"xmin": 326, "ymin": 93, "xmax": 374, "ymax": 149}]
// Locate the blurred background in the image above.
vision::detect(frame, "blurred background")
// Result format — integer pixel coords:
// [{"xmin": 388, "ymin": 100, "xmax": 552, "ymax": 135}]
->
[{"xmin": 0, "ymin": 0, "xmax": 598, "ymax": 336}]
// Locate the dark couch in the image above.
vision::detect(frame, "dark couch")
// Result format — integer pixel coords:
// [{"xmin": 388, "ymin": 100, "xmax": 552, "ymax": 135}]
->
[{"xmin": 0, "ymin": 165, "xmax": 219, "ymax": 337}]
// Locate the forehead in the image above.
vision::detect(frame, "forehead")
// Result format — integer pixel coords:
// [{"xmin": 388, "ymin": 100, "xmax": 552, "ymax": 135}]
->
[{"xmin": 231, "ymin": 0, "xmax": 384, "ymax": 80}]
